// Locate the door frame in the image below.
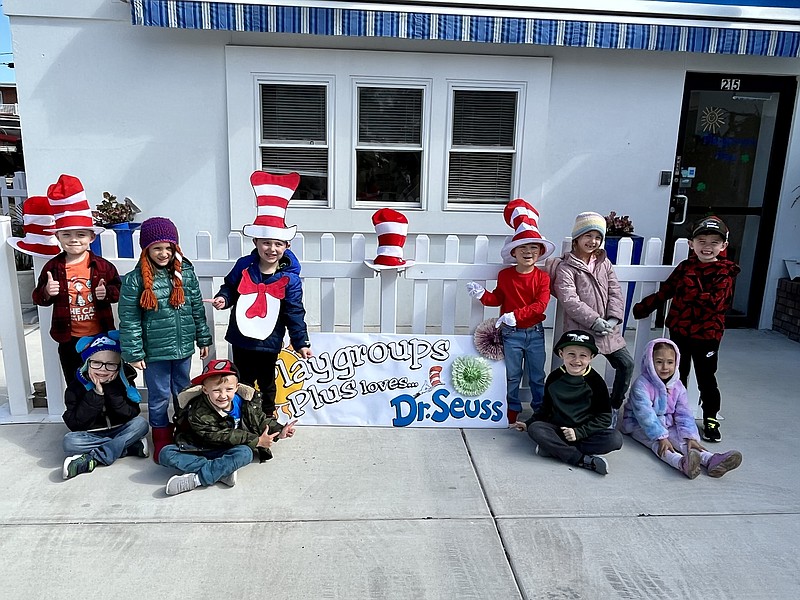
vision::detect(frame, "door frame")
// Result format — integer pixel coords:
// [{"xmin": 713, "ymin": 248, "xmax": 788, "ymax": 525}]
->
[{"xmin": 667, "ymin": 71, "xmax": 797, "ymax": 328}]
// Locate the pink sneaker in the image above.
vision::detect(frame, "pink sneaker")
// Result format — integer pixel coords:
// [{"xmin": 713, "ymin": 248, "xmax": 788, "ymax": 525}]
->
[
  {"xmin": 707, "ymin": 450, "xmax": 742, "ymax": 478},
  {"xmin": 679, "ymin": 449, "xmax": 702, "ymax": 479}
]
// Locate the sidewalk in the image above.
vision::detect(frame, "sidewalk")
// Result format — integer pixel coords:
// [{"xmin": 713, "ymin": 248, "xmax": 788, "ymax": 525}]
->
[{"xmin": 0, "ymin": 329, "xmax": 798, "ymax": 599}]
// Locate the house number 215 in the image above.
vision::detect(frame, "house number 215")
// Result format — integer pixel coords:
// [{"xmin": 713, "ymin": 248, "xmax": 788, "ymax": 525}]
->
[{"xmin": 720, "ymin": 78, "xmax": 741, "ymax": 90}]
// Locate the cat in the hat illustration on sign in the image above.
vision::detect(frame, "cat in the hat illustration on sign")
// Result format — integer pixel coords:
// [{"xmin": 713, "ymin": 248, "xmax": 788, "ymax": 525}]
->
[
  {"xmin": 364, "ymin": 208, "xmax": 415, "ymax": 271},
  {"xmin": 211, "ymin": 170, "xmax": 312, "ymax": 417}
]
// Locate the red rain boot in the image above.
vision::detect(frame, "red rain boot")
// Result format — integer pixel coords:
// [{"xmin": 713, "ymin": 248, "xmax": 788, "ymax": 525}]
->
[{"xmin": 151, "ymin": 426, "xmax": 174, "ymax": 465}]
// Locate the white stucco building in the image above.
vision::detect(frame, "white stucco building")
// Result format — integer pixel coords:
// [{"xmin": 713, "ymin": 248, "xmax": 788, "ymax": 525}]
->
[{"xmin": 5, "ymin": 0, "xmax": 800, "ymax": 329}]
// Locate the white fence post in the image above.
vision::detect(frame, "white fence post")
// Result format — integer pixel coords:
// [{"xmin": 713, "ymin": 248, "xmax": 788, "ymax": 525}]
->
[
  {"xmin": 0, "ymin": 216, "xmax": 33, "ymax": 415},
  {"xmin": 350, "ymin": 234, "xmax": 366, "ymax": 333}
]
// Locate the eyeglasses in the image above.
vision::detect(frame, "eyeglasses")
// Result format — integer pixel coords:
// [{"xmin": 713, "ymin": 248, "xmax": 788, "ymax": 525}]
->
[{"xmin": 88, "ymin": 360, "xmax": 120, "ymax": 372}]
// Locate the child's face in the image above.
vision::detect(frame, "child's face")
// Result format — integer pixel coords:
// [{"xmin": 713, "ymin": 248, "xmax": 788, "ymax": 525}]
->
[
  {"xmin": 689, "ymin": 234, "xmax": 727, "ymax": 263},
  {"xmin": 254, "ymin": 238, "xmax": 288, "ymax": 268},
  {"xmin": 511, "ymin": 243, "xmax": 542, "ymax": 268},
  {"xmin": 652, "ymin": 347, "xmax": 677, "ymax": 382},
  {"xmin": 56, "ymin": 230, "xmax": 95, "ymax": 257},
  {"xmin": 574, "ymin": 231, "xmax": 603, "ymax": 256},
  {"xmin": 147, "ymin": 242, "xmax": 175, "ymax": 267},
  {"xmin": 86, "ymin": 350, "xmax": 121, "ymax": 384},
  {"xmin": 203, "ymin": 375, "xmax": 238, "ymax": 411},
  {"xmin": 558, "ymin": 345, "xmax": 594, "ymax": 376}
]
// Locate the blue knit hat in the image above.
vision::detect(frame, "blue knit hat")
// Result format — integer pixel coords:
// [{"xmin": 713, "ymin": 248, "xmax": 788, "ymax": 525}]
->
[{"xmin": 77, "ymin": 330, "xmax": 121, "ymax": 362}]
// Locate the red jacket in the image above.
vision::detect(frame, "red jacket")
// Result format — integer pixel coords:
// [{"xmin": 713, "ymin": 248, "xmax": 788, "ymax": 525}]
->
[
  {"xmin": 632, "ymin": 255, "xmax": 740, "ymax": 341},
  {"xmin": 480, "ymin": 266, "xmax": 551, "ymax": 328},
  {"xmin": 32, "ymin": 252, "xmax": 121, "ymax": 343}
]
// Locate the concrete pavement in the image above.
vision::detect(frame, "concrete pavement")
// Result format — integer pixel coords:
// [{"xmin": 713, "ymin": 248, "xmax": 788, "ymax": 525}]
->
[{"xmin": 0, "ymin": 329, "xmax": 798, "ymax": 599}]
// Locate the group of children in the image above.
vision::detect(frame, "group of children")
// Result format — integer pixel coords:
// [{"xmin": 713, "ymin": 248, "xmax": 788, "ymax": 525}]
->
[
  {"xmin": 32, "ymin": 172, "xmax": 308, "ymax": 495},
  {"xmin": 25, "ymin": 169, "xmax": 743, "ymax": 489},
  {"xmin": 468, "ymin": 201, "xmax": 743, "ymax": 478}
]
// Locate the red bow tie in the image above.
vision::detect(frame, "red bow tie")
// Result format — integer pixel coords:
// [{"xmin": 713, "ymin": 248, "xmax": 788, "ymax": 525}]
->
[{"xmin": 237, "ymin": 271, "xmax": 289, "ymax": 319}]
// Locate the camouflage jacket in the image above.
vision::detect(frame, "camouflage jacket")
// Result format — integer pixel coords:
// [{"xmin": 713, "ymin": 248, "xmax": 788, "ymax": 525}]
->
[{"xmin": 174, "ymin": 382, "xmax": 283, "ymax": 461}]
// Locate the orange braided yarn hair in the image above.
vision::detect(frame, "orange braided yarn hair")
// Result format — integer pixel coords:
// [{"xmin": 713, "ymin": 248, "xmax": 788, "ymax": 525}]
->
[{"xmin": 138, "ymin": 243, "xmax": 185, "ymax": 311}]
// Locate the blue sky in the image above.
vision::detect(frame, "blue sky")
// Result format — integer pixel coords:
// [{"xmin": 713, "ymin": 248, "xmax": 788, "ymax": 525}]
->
[{"xmin": 1, "ymin": 1, "xmax": 14, "ymax": 84}]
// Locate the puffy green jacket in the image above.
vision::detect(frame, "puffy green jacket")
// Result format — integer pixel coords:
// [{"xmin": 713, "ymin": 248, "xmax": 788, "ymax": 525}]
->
[{"xmin": 118, "ymin": 259, "xmax": 212, "ymax": 363}]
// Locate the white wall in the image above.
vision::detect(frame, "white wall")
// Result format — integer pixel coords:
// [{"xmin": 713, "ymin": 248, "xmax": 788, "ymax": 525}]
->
[{"xmin": 6, "ymin": 0, "xmax": 800, "ymax": 327}]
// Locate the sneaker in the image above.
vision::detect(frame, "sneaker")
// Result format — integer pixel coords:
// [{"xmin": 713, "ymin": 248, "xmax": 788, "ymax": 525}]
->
[
  {"xmin": 218, "ymin": 470, "xmax": 237, "ymax": 487},
  {"xmin": 535, "ymin": 445, "xmax": 552, "ymax": 458},
  {"xmin": 679, "ymin": 449, "xmax": 702, "ymax": 479},
  {"xmin": 702, "ymin": 418, "xmax": 722, "ymax": 442},
  {"xmin": 707, "ymin": 450, "xmax": 743, "ymax": 478},
  {"xmin": 127, "ymin": 438, "xmax": 150, "ymax": 458},
  {"xmin": 578, "ymin": 455, "xmax": 608, "ymax": 475},
  {"xmin": 165, "ymin": 473, "xmax": 199, "ymax": 496},
  {"xmin": 62, "ymin": 454, "xmax": 97, "ymax": 480}
]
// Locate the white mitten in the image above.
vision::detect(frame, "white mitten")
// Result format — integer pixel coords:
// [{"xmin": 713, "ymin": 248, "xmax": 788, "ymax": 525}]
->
[
  {"xmin": 605, "ymin": 317, "xmax": 620, "ymax": 333},
  {"xmin": 494, "ymin": 312, "xmax": 517, "ymax": 328},
  {"xmin": 591, "ymin": 317, "xmax": 610, "ymax": 333},
  {"xmin": 466, "ymin": 281, "xmax": 485, "ymax": 299}
]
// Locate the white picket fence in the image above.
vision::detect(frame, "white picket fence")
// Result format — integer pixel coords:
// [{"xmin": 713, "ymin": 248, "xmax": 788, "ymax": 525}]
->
[{"xmin": 0, "ymin": 219, "xmax": 688, "ymax": 422}]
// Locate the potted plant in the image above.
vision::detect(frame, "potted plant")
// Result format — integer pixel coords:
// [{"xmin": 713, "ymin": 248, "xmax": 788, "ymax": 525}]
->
[{"xmin": 91, "ymin": 192, "xmax": 141, "ymax": 257}]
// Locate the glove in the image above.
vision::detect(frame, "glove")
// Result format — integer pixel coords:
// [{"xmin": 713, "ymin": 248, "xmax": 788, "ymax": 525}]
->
[
  {"xmin": 591, "ymin": 317, "xmax": 611, "ymax": 334},
  {"xmin": 466, "ymin": 281, "xmax": 485, "ymax": 299},
  {"xmin": 494, "ymin": 312, "xmax": 517, "ymax": 328},
  {"xmin": 605, "ymin": 317, "xmax": 620, "ymax": 333}
]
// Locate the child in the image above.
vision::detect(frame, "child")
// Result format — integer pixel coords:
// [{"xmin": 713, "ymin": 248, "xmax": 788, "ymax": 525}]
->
[
  {"xmin": 550, "ymin": 212, "xmax": 634, "ymax": 422},
  {"xmin": 32, "ymin": 174, "xmax": 121, "ymax": 385},
  {"xmin": 118, "ymin": 217, "xmax": 212, "ymax": 463},
  {"xmin": 525, "ymin": 330, "xmax": 623, "ymax": 475},
  {"xmin": 633, "ymin": 216, "xmax": 740, "ymax": 442},
  {"xmin": 158, "ymin": 359, "xmax": 296, "ymax": 496},
  {"xmin": 466, "ymin": 198, "xmax": 553, "ymax": 424},
  {"xmin": 211, "ymin": 171, "xmax": 312, "ymax": 417},
  {"xmin": 622, "ymin": 338, "xmax": 742, "ymax": 478},
  {"xmin": 62, "ymin": 330, "xmax": 150, "ymax": 479}
]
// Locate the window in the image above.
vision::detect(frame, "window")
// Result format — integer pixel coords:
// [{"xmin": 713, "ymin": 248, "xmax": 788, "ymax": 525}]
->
[
  {"xmin": 260, "ymin": 83, "xmax": 329, "ymax": 205},
  {"xmin": 447, "ymin": 90, "xmax": 518, "ymax": 206},
  {"xmin": 355, "ymin": 86, "xmax": 423, "ymax": 207}
]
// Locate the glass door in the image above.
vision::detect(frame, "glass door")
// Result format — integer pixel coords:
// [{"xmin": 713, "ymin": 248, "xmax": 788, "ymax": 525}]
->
[{"xmin": 666, "ymin": 72, "xmax": 797, "ymax": 328}]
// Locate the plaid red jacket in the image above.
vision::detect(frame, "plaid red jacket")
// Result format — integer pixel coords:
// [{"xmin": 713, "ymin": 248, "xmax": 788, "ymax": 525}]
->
[
  {"xmin": 31, "ymin": 252, "xmax": 121, "ymax": 343},
  {"xmin": 633, "ymin": 255, "xmax": 740, "ymax": 341}
]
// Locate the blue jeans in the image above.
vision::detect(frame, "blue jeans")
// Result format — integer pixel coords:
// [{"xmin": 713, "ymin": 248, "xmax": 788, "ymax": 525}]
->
[
  {"xmin": 143, "ymin": 357, "xmax": 192, "ymax": 428},
  {"xmin": 158, "ymin": 444, "xmax": 254, "ymax": 487},
  {"xmin": 500, "ymin": 323, "xmax": 546, "ymax": 413},
  {"xmin": 62, "ymin": 416, "xmax": 149, "ymax": 466}
]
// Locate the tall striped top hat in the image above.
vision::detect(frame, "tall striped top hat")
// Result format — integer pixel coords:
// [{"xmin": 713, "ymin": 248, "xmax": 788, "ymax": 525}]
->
[
  {"xmin": 5, "ymin": 196, "xmax": 61, "ymax": 258},
  {"xmin": 365, "ymin": 208, "xmax": 415, "ymax": 271},
  {"xmin": 242, "ymin": 171, "xmax": 299, "ymax": 241},
  {"xmin": 500, "ymin": 198, "xmax": 555, "ymax": 264},
  {"xmin": 46, "ymin": 174, "xmax": 104, "ymax": 234}
]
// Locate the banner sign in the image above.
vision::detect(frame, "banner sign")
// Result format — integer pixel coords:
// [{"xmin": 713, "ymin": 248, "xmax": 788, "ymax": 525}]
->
[{"xmin": 273, "ymin": 333, "xmax": 508, "ymax": 428}]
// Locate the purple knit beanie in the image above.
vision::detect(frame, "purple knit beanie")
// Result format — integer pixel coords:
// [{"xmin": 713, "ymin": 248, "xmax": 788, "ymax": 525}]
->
[{"xmin": 139, "ymin": 217, "xmax": 179, "ymax": 250}]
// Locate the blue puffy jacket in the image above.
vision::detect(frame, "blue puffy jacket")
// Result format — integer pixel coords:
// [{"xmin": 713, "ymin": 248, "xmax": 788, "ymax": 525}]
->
[{"xmin": 215, "ymin": 248, "xmax": 310, "ymax": 353}]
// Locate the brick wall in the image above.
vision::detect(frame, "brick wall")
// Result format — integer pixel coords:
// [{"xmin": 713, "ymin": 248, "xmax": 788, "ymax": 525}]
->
[{"xmin": 773, "ymin": 278, "xmax": 800, "ymax": 342}]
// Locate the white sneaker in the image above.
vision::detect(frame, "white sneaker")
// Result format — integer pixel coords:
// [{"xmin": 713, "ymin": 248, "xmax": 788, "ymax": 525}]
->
[
  {"xmin": 165, "ymin": 473, "xmax": 198, "ymax": 496},
  {"xmin": 219, "ymin": 470, "xmax": 237, "ymax": 487}
]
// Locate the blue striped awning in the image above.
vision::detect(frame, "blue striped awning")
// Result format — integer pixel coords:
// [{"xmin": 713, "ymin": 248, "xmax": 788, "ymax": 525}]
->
[{"xmin": 130, "ymin": 1, "xmax": 800, "ymax": 57}]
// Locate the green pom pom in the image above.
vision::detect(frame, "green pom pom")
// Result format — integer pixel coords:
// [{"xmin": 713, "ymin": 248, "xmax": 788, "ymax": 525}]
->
[{"xmin": 451, "ymin": 355, "xmax": 492, "ymax": 397}]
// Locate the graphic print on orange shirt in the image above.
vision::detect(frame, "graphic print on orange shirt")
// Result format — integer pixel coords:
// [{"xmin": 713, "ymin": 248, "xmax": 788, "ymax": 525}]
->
[{"xmin": 66, "ymin": 254, "xmax": 100, "ymax": 337}]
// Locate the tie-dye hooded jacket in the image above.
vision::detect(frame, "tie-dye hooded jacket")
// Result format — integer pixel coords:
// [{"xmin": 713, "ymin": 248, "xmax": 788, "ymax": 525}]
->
[{"xmin": 621, "ymin": 338, "xmax": 700, "ymax": 442}]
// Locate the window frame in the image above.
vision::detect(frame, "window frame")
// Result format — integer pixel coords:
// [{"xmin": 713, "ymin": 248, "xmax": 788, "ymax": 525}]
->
[
  {"xmin": 351, "ymin": 78, "xmax": 431, "ymax": 210},
  {"xmin": 444, "ymin": 81, "xmax": 527, "ymax": 212},
  {"xmin": 256, "ymin": 76, "xmax": 334, "ymax": 209}
]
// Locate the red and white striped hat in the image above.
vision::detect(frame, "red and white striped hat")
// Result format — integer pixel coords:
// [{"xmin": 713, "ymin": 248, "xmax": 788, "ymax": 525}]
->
[
  {"xmin": 5, "ymin": 196, "xmax": 61, "ymax": 258},
  {"xmin": 242, "ymin": 171, "xmax": 299, "ymax": 241},
  {"xmin": 500, "ymin": 198, "xmax": 555, "ymax": 264},
  {"xmin": 365, "ymin": 208, "xmax": 415, "ymax": 271},
  {"xmin": 45, "ymin": 174, "xmax": 104, "ymax": 234}
]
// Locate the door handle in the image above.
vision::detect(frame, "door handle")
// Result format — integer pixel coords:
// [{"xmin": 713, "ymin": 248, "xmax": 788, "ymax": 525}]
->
[{"xmin": 670, "ymin": 194, "xmax": 688, "ymax": 225}]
